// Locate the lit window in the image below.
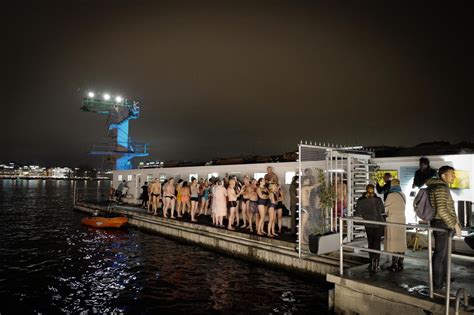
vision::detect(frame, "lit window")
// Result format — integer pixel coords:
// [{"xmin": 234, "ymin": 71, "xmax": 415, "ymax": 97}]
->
[
  {"xmin": 146, "ymin": 174, "xmax": 153, "ymax": 182},
  {"xmin": 159, "ymin": 174, "xmax": 167, "ymax": 182},
  {"xmin": 117, "ymin": 175, "xmax": 123, "ymax": 181},
  {"xmin": 208, "ymin": 172, "xmax": 218, "ymax": 179},
  {"xmin": 127, "ymin": 174, "xmax": 133, "ymax": 182},
  {"xmin": 189, "ymin": 174, "xmax": 198, "ymax": 182},
  {"xmin": 254, "ymin": 172, "xmax": 266, "ymax": 181},
  {"xmin": 285, "ymin": 171, "xmax": 296, "ymax": 184}
]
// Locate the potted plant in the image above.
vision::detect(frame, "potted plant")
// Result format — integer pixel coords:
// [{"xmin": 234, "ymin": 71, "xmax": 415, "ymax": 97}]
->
[{"xmin": 309, "ymin": 169, "xmax": 339, "ymax": 254}]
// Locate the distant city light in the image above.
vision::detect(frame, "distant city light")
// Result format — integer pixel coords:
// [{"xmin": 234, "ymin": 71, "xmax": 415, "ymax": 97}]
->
[
  {"xmin": 103, "ymin": 93, "xmax": 111, "ymax": 100},
  {"xmin": 115, "ymin": 96, "xmax": 123, "ymax": 102},
  {"xmin": 87, "ymin": 91, "xmax": 95, "ymax": 98}
]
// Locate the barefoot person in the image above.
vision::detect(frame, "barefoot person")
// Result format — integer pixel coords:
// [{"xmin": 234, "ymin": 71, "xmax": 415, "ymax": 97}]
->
[
  {"xmin": 190, "ymin": 178, "xmax": 199, "ymax": 222},
  {"xmin": 267, "ymin": 183, "xmax": 278, "ymax": 237},
  {"xmin": 247, "ymin": 179, "xmax": 259, "ymax": 232},
  {"xmin": 214, "ymin": 179, "xmax": 228, "ymax": 227},
  {"xmin": 264, "ymin": 166, "xmax": 279, "ymax": 184},
  {"xmin": 175, "ymin": 179, "xmax": 184, "ymax": 217},
  {"xmin": 149, "ymin": 179, "xmax": 162, "ymax": 215},
  {"xmin": 240, "ymin": 176, "xmax": 251, "ymax": 228},
  {"xmin": 227, "ymin": 178, "xmax": 242, "ymax": 230},
  {"xmin": 162, "ymin": 178, "xmax": 176, "ymax": 218},
  {"xmin": 200, "ymin": 179, "xmax": 210, "ymax": 215},
  {"xmin": 180, "ymin": 181, "xmax": 191, "ymax": 217},
  {"xmin": 256, "ymin": 178, "xmax": 269, "ymax": 236},
  {"xmin": 276, "ymin": 184, "xmax": 284, "ymax": 234}
]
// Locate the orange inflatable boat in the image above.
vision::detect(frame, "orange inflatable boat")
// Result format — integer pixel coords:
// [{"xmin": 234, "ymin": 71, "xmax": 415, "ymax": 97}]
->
[{"xmin": 81, "ymin": 216, "xmax": 128, "ymax": 228}]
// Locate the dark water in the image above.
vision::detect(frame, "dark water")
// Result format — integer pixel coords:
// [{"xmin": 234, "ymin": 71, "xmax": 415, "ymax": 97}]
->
[{"xmin": 0, "ymin": 179, "xmax": 330, "ymax": 314}]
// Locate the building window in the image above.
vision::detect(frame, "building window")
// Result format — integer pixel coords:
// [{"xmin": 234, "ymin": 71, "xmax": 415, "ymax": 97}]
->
[
  {"xmin": 208, "ymin": 172, "xmax": 218, "ymax": 180},
  {"xmin": 146, "ymin": 174, "xmax": 153, "ymax": 182},
  {"xmin": 127, "ymin": 174, "xmax": 133, "ymax": 182},
  {"xmin": 159, "ymin": 174, "xmax": 167, "ymax": 182},
  {"xmin": 117, "ymin": 174, "xmax": 123, "ymax": 181},
  {"xmin": 254, "ymin": 172, "xmax": 266, "ymax": 181},
  {"xmin": 285, "ymin": 171, "xmax": 296, "ymax": 184},
  {"xmin": 189, "ymin": 174, "xmax": 198, "ymax": 182}
]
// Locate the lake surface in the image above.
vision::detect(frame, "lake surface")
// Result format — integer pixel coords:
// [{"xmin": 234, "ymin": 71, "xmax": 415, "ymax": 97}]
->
[{"xmin": 0, "ymin": 179, "xmax": 330, "ymax": 314}]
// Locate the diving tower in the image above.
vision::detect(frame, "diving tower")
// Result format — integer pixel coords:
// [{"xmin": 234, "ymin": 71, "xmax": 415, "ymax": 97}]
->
[{"xmin": 81, "ymin": 92, "xmax": 149, "ymax": 170}]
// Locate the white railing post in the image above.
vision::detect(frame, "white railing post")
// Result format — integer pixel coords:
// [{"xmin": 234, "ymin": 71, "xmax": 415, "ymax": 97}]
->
[
  {"xmin": 340, "ymin": 216, "xmax": 344, "ymax": 275},
  {"xmin": 428, "ymin": 228, "xmax": 433, "ymax": 299}
]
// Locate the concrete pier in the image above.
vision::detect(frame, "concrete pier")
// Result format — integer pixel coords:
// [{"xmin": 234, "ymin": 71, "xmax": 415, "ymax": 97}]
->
[
  {"xmin": 74, "ymin": 201, "xmax": 361, "ymax": 276},
  {"xmin": 327, "ymin": 253, "xmax": 474, "ymax": 314}
]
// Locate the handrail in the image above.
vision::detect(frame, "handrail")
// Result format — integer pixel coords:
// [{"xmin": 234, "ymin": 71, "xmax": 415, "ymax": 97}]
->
[
  {"xmin": 339, "ymin": 216, "xmax": 453, "ymax": 315},
  {"xmin": 455, "ymin": 288, "xmax": 469, "ymax": 314}
]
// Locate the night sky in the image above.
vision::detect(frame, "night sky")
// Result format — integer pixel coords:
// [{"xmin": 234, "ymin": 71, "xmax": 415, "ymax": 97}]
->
[{"xmin": 2, "ymin": 1, "xmax": 473, "ymax": 167}]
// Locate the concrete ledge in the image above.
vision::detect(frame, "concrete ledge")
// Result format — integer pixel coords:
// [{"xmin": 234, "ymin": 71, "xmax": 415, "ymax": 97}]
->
[{"xmin": 74, "ymin": 202, "xmax": 353, "ymax": 276}]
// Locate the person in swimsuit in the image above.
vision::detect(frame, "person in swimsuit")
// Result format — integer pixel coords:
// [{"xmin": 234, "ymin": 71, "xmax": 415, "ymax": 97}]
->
[
  {"xmin": 240, "ymin": 176, "xmax": 250, "ymax": 228},
  {"xmin": 227, "ymin": 178, "xmax": 243, "ymax": 230},
  {"xmin": 247, "ymin": 179, "xmax": 259, "ymax": 232},
  {"xmin": 175, "ymin": 179, "xmax": 183, "ymax": 217},
  {"xmin": 190, "ymin": 178, "xmax": 199, "ymax": 222},
  {"xmin": 197, "ymin": 178, "xmax": 205, "ymax": 216},
  {"xmin": 267, "ymin": 183, "xmax": 278, "ymax": 237},
  {"xmin": 256, "ymin": 178, "xmax": 269, "ymax": 236},
  {"xmin": 264, "ymin": 166, "xmax": 279, "ymax": 185},
  {"xmin": 180, "ymin": 181, "xmax": 191, "ymax": 217},
  {"xmin": 162, "ymin": 178, "xmax": 176, "ymax": 218},
  {"xmin": 149, "ymin": 179, "xmax": 162, "ymax": 215},
  {"xmin": 199, "ymin": 179, "xmax": 210, "ymax": 216},
  {"xmin": 276, "ymin": 184, "xmax": 284, "ymax": 234}
]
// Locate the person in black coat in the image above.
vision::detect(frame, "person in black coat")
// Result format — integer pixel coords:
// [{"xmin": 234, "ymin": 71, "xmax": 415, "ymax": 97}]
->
[
  {"xmin": 376, "ymin": 172, "xmax": 392, "ymax": 201},
  {"xmin": 413, "ymin": 157, "xmax": 437, "ymax": 188},
  {"xmin": 355, "ymin": 184, "xmax": 385, "ymax": 273}
]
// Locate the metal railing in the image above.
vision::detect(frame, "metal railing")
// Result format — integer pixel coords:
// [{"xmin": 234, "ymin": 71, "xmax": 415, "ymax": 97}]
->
[{"xmin": 339, "ymin": 216, "xmax": 457, "ymax": 315}]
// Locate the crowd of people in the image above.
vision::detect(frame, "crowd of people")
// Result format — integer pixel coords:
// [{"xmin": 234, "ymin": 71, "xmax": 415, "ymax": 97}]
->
[
  {"xmin": 135, "ymin": 167, "xmax": 287, "ymax": 237},
  {"xmin": 355, "ymin": 157, "xmax": 462, "ymax": 296}
]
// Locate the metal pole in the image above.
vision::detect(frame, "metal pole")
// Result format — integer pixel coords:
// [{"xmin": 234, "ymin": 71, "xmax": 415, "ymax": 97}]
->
[
  {"xmin": 298, "ymin": 144, "xmax": 302, "ymax": 259},
  {"xmin": 347, "ymin": 156, "xmax": 353, "ymax": 241},
  {"xmin": 445, "ymin": 232, "xmax": 452, "ymax": 315},
  {"xmin": 428, "ymin": 228, "xmax": 433, "ymax": 299},
  {"xmin": 340, "ymin": 216, "xmax": 344, "ymax": 275}
]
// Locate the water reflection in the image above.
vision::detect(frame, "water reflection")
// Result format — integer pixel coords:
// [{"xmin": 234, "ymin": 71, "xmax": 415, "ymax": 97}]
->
[{"xmin": 0, "ymin": 179, "xmax": 329, "ymax": 314}]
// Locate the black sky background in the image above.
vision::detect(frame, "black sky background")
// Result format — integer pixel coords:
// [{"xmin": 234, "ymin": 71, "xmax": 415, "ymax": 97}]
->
[{"xmin": 2, "ymin": 1, "xmax": 473, "ymax": 167}]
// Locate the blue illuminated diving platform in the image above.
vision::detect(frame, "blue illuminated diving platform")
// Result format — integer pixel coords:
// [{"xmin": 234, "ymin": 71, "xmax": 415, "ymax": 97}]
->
[{"xmin": 81, "ymin": 94, "xmax": 149, "ymax": 170}]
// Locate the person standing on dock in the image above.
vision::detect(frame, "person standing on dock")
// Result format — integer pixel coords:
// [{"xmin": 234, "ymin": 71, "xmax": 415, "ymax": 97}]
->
[
  {"xmin": 376, "ymin": 172, "xmax": 392, "ymax": 201},
  {"xmin": 141, "ymin": 181, "xmax": 150, "ymax": 210},
  {"xmin": 163, "ymin": 178, "xmax": 176, "ymax": 218},
  {"xmin": 264, "ymin": 166, "xmax": 279, "ymax": 184},
  {"xmin": 355, "ymin": 184, "xmax": 385, "ymax": 273},
  {"xmin": 427, "ymin": 166, "xmax": 462, "ymax": 292},
  {"xmin": 190, "ymin": 178, "xmax": 199, "ymax": 222},
  {"xmin": 413, "ymin": 157, "xmax": 437, "ymax": 189},
  {"xmin": 227, "ymin": 178, "xmax": 242, "ymax": 230},
  {"xmin": 149, "ymin": 179, "xmax": 161, "ymax": 215},
  {"xmin": 115, "ymin": 180, "xmax": 126, "ymax": 202},
  {"xmin": 384, "ymin": 179, "xmax": 406, "ymax": 272},
  {"xmin": 214, "ymin": 179, "xmax": 228, "ymax": 227}
]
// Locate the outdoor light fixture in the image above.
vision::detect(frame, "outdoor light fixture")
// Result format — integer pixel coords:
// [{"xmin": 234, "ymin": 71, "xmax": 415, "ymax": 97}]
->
[
  {"xmin": 115, "ymin": 96, "xmax": 123, "ymax": 102},
  {"xmin": 87, "ymin": 91, "xmax": 95, "ymax": 98},
  {"xmin": 103, "ymin": 93, "xmax": 111, "ymax": 100}
]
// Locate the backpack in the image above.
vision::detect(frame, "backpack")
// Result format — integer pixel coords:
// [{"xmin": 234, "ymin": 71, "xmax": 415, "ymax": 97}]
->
[{"xmin": 413, "ymin": 188, "xmax": 435, "ymax": 221}]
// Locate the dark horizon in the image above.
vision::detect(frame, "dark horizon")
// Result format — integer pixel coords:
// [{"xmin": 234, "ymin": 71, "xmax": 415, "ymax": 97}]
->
[{"xmin": 3, "ymin": 1, "xmax": 473, "ymax": 168}]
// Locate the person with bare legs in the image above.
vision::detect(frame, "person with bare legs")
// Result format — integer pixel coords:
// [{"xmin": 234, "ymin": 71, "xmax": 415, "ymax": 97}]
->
[
  {"xmin": 163, "ymin": 178, "xmax": 176, "ymax": 218},
  {"xmin": 247, "ymin": 179, "xmax": 258, "ymax": 232},
  {"xmin": 276, "ymin": 184, "xmax": 284, "ymax": 234},
  {"xmin": 227, "ymin": 178, "xmax": 242, "ymax": 230},
  {"xmin": 190, "ymin": 178, "xmax": 199, "ymax": 222},
  {"xmin": 214, "ymin": 179, "xmax": 227, "ymax": 227},
  {"xmin": 200, "ymin": 179, "xmax": 210, "ymax": 215},
  {"xmin": 197, "ymin": 178, "xmax": 205, "ymax": 216},
  {"xmin": 240, "ymin": 176, "xmax": 250, "ymax": 228},
  {"xmin": 175, "ymin": 179, "xmax": 183, "ymax": 217},
  {"xmin": 180, "ymin": 181, "xmax": 191, "ymax": 217},
  {"xmin": 267, "ymin": 183, "xmax": 278, "ymax": 237},
  {"xmin": 150, "ymin": 179, "xmax": 162, "ymax": 215},
  {"xmin": 256, "ymin": 178, "xmax": 269, "ymax": 236}
]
